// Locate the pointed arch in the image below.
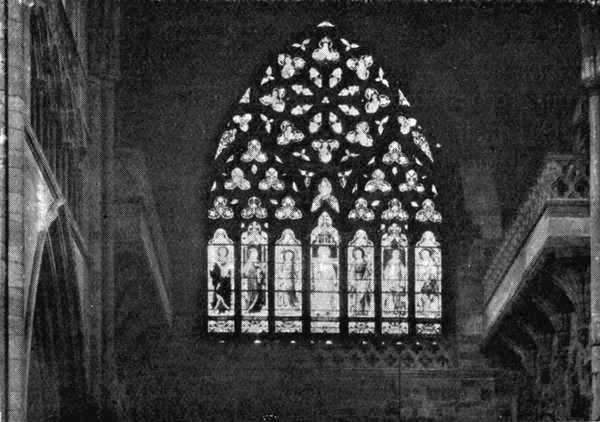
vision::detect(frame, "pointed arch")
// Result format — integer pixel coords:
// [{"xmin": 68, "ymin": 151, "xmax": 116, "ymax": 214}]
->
[{"xmin": 204, "ymin": 21, "xmax": 443, "ymax": 336}]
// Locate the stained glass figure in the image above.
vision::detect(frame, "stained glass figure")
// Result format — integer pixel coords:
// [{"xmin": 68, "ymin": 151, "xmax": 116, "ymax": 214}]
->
[
  {"xmin": 381, "ymin": 224, "xmax": 409, "ymax": 335},
  {"xmin": 275, "ymin": 230, "xmax": 302, "ymax": 330},
  {"xmin": 310, "ymin": 212, "xmax": 339, "ymax": 332},
  {"xmin": 241, "ymin": 222, "xmax": 268, "ymax": 333},
  {"xmin": 415, "ymin": 231, "xmax": 442, "ymax": 320},
  {"xmin": 347, "ymin": 230, "xmax": 374, "ymax": 321},
  {"xmin": 207, "ymin": 229, "xmax": 235, "ymax": 332}
]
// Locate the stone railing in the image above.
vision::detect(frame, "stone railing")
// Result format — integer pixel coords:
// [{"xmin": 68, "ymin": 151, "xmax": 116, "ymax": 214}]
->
[{"xmin": 482, "ymin": 153, "xmax": 589, "ymax": 305}]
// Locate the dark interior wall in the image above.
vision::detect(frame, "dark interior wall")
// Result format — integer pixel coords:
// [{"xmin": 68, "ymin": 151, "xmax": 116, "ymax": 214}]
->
[
  {"xmin": 117, "ymin": 1, "xmax": 580, "ymax": 321},
  {"xmin": 116, "ymin": 4, "xmax": 582, "ymax": 420},
  {"xmin": 122, "ymin": 336, "xmax": 502, "ymax": 421}
]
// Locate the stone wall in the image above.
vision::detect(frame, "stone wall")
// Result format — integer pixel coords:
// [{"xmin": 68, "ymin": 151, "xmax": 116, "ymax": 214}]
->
[
  {"xmin": 117, "ymin": 3, "xmax": 582, "ymax": 420},
  {"xmin": 123, "ymin": 331, "xmax": 505, "ymax": 421},
  {"xmin": 119, "ymin": 2, "xmax": 580, "ymax": 325},
  {"xmin": 0, "ymin": 1, "xmax": 123, "ymax": 421},
  {"xmin": 516, "ymin": 262, "xmax": 591, "ymax": 420}
]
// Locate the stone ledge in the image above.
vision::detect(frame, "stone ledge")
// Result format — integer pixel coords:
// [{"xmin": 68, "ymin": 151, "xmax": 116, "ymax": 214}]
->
[{"xmin": 482, "ymin": 200, "xmax": 589, "ymax": 345}]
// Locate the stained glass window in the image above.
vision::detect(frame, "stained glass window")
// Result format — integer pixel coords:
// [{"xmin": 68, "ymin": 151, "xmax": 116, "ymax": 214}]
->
[
  {"xmin": 415, "ymin": 231, "xmax": 442, "ymax": 335},
  {"xmin": 310, "ymin": 212, "xmax": 340, "ymax": 333},
  {"xmin": 204, "ymin": 20, "xmax": 443, "ymax": 337},
  {"xmin": 381, "ymin": 224, "xmax": 409, "ymax": 335},
  {"xmin": 347, "ymin": 230, "xmax": 375, "ymax": 334},
  {"xmin": 275, "ymin": 229, "xmax": 302, "ymax": 333},
  {"xmin": 207, "ymin": 229, "xmax": 235, "ymax": 333},
  {"xmin": 241, "ymin": 222, "xmax": 268, "ymax": 333}
]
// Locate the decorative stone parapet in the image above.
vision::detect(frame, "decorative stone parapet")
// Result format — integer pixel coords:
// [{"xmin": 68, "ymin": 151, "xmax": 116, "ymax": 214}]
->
[
  {"xmin": 482, "ymin": 153, "xmax": 589, "ymax": 305},
  {"xmin": 188, "ymin": 335, "xmax": 456, "ymax": 370}
]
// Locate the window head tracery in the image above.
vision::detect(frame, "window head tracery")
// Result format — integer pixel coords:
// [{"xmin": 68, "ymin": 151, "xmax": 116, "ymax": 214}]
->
[{"xmin": 205, "ymin": 21, "xmax": 443, "ymax": 336}]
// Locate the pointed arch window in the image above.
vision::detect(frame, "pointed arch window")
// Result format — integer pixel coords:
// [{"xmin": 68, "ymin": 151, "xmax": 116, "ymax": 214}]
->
[{"xmin": 204, "ymin": 21, "xmax": 443, "ymax": 337}]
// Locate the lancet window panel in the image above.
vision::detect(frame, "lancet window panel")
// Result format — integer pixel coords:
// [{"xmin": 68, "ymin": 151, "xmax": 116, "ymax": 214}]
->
[
  {"xmin": 310, "ymin": 212, "xmax": 340, "ymax": 333},
  {"xmin": 381, "ymin": 224, "xmax": 409, "ymax": 335},
  {"xmin": 204, "ymin": 20, "xmax": 444, "ymax": 337},
  {"xmin": 274, "ymin": 229, "xmax": 303, "ymax": 333},
  {"xmin": 347, "ymin": 230, "xmax": 375, "ymax": 334},
  {"xmin": 415, "ymin": 231, "xmax": 442, "ymax": 336},
  {"xmin": 241, "ymin": 223, "xmax": 269, "ymax": 333},
  {"xmin": 207, "ymin": 229, "xmax": 235, "ymax": 333}
]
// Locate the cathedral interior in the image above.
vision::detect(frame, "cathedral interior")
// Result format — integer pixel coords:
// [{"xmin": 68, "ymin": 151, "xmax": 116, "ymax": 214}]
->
[{"xmin": 1, "ymin": 0, "xmax": 599, "ymax": 421}]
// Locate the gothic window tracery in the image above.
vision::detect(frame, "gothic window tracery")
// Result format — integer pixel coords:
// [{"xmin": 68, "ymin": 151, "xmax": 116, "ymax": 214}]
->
[{"xmin": 205, "ymin": 21, "xmax": 443, "ymax": 336}]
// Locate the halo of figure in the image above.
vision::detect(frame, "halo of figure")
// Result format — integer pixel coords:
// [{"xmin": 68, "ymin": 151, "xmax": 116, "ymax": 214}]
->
[
  {"xmin": 243, "ymin": 246, "xmax": 266, "ymax": 313},
  {"xmin": 279, "ymin": 249, "xmax": 299, "ymax": 309},
  {"xmin": 349, "ymin": 247, "xmax": 372, "ymax": 315},
  {"xmin": 311, "ymin": 245, "xmax": 338, "ymax": 314},
  {"xmin": 209, "ymin": 246, "xmax": 233, "ymax": 313},
  {"xmin": 417, "ymin": 247, "xmax": 441, "ymax": 317},
  {"xmin": 382, "ymin": 248, "xmax": 407, "ymax": 314}
]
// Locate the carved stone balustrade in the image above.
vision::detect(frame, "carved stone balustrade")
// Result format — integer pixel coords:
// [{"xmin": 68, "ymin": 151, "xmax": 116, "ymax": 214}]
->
[{"xmin": 482, "ymin": 153, "xmax": 589, "ymax": 340}]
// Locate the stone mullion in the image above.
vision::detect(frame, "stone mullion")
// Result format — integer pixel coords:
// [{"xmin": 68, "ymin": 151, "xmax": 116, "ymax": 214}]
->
[
  {"xmin": 268, "ymin": 234, "xmax": 275, "ymax": 334},
  {"xmin": 340, "ymin": 234, "xmax": 348, "ymax": 335},
  {"xmin": 301, "ymin": 239, "xmax": 310, "ymax": 336},
  {"xmin": 408, "ymin": 244, "xmax": 415, "ymax": 336},
  {"xmin": 374, "ymin": 230, "xmax": 381, "ymax": 335},
  {"xmin": 234, "ymin": 229, "xmax": 241, "ymax": 334}
]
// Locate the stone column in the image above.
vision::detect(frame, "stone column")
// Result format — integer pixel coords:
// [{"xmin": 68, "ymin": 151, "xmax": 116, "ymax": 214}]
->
[
  {"xmin": 85, "ymin": 73, "xmax": 118, "ymax": 418},
  {"xmin": 84, "ymin": 0, "xmax": 120, "ymax": 416},
  {"xmin": 580, "ymin": 10, "xmax": 600, "ymax": 421},
  {"xmin": 0, "ymin": 2, "xmax": 29, "ymax": 422}
]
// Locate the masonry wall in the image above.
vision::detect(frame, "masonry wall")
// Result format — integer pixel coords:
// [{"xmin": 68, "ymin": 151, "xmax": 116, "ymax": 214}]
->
[
  {"xmin": 119, "ymin": 2, "xmax": 580, "ymax": 322},
  {"xmin": 122, "ymin": 334, "xmax": 504, "ymax": 421},
  {"xmin": 118, "ymin": 3, "xmax": 581, "ymax": 420}
]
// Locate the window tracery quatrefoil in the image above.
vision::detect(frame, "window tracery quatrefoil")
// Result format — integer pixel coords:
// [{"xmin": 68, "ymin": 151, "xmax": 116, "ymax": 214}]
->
[{"xmin": 205, "ymin": 20, "xmax": 443, "ymax": 336}]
